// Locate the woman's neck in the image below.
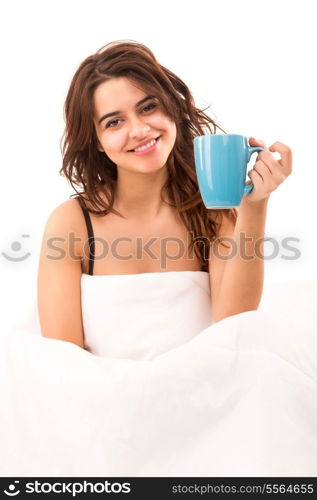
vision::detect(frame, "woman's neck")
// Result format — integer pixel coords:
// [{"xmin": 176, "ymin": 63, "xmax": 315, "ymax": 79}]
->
[{"xmin": 113, "ymin": 166, "xmax": 171, "ymax": 221}]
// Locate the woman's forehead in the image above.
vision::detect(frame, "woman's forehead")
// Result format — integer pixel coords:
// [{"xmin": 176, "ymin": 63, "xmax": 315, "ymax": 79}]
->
[{"xmin": 94, "ymin": 77, "xmax": 147, "ymax": 109}]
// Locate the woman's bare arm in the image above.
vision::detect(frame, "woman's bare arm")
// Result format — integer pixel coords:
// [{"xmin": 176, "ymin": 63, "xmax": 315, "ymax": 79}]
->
[
  {"xmin": 209, "ymin": 199, "xmax": 267, "ymax": 323},
  {"xmin": 37, "ymin": 200, "xmax": 85, "ymax": 349}
]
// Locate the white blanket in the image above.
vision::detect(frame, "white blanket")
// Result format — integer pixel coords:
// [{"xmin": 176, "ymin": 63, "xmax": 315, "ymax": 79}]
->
[{"xmin": 0, "ymin": 272, "xmax": 316, "ymax": 477}]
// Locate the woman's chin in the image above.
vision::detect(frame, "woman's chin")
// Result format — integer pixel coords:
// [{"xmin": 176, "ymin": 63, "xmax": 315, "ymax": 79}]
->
[{"xmin": 119, "ymin": 162, "xmax": 168, "ymax": 175}]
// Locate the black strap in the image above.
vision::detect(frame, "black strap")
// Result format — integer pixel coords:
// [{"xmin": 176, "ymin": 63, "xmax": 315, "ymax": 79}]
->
[{"xmin": 76, "ymin": 196, "xmax": 95, "ymax": 275}]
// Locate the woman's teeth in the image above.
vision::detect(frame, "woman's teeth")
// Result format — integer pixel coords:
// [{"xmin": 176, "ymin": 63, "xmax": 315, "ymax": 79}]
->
[{"xmin": 134, "ymin": 139, "xmax": 156, "ymax": 152}]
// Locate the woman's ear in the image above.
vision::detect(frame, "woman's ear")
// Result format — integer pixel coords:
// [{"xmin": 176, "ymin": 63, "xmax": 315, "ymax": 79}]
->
[
  {"xmin": 96, "ymin": 139, "xmax": 104, "ymax": 152},
  {"xmin": 93, "ymin": 129, "xmax": 104, "ymax": 152}
]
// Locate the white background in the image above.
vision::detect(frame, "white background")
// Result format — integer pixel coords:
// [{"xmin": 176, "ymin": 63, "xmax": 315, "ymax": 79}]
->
[{"xmin": 0, "ymin": 0, "xmax": 316, "ymax": 329}]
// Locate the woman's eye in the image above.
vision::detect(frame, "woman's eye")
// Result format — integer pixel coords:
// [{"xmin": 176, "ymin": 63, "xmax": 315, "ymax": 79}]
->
[
  {"xmin": 105, "ymin": 103, "xmax": 157, "ymax": 129},
  {"xmin": 143, "ymin": 103, "xmax": 157, "ymax": 112},
  {"xmin": 106, "ymin": 119, "xmax": 120, "ymax": 129}
]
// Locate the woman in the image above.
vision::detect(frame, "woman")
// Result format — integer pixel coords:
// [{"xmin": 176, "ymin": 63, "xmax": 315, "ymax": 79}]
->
[
  {"xmin": 1, "ymin": 40, "xmax": 316, "ymax": 477},
  {"xmin": 38, "ymin": 39, "xmax": 291, "ymax": 347}
]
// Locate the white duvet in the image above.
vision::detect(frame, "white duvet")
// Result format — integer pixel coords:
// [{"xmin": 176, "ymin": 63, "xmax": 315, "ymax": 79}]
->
[{"xmin": 0, "ymin": 271, "xmax": 316, "ymax": 477}]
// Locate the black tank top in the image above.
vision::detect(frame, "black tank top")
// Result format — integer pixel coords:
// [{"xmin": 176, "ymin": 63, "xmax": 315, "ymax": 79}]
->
[{"xmin": 76, "ymin": 196, "xmax": 95, "ymax": 275}]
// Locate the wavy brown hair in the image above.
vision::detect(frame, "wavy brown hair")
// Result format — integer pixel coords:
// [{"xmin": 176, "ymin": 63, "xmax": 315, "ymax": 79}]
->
[{"xmin": 60, "ymin": 39, "xmax": 237, "ymax": 271}]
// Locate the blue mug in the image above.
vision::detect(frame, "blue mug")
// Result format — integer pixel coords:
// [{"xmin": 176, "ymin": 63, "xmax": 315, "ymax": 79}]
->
[{"xmin": 193, "ymin": 134, "xmax": 265, "ymax": 208}]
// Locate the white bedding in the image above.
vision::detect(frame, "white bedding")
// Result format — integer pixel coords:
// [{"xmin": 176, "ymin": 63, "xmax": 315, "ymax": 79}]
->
[{"xmin": 0, "ymin": 272, "xmax": 316, "ymax": 477}]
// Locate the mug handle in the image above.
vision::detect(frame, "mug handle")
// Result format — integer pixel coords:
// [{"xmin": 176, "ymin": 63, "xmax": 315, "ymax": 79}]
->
[{"xmin": 243, "ymin": 146, "xmax": 266, "ymax": 195}]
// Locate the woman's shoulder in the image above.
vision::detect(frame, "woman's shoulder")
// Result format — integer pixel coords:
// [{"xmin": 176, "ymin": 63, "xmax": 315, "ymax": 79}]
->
[
  {"xmin": 46, "ymin": 197, "xmax": 84, "ymax": 226},
  {"xmin": 49, "ymin": 188, "xmax": 111, "ymax": 224},
  {"xmin": 42, "ymin": 197, "xmax": 87, "ymax": 258}
]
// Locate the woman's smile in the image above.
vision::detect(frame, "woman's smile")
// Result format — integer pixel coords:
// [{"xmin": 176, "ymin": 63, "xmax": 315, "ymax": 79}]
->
[{"xmin": 128, "ymin": 136, "xmax": 161, "ymax": 155}]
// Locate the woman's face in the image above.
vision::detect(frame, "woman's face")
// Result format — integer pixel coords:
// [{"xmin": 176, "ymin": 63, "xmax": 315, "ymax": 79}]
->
[{"xmin": 92, "ymin": 77, "xmax": 177, "ymax": 173}]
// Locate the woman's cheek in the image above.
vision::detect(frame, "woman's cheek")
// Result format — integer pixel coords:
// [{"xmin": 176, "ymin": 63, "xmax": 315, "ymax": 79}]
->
[{"xmin": 102, "ymin": 133, "xmax": 124, "ymax": 153}]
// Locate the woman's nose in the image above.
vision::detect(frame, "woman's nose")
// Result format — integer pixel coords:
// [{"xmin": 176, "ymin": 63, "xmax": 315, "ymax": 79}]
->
[{"xmin": 128, "ymin": 116, "xmax": 150, "ymax": 138}]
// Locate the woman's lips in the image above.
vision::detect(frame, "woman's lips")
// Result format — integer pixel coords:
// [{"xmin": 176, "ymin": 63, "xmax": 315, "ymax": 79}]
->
[{"xmin": 129, "ymin": 136, "xmax": 160, "ymax": 155}]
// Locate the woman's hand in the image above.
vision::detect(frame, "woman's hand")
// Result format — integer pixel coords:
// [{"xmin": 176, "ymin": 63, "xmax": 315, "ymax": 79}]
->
[{"xmin": 244, "ymin": 137, "xmax": 293, "ymax": 205}]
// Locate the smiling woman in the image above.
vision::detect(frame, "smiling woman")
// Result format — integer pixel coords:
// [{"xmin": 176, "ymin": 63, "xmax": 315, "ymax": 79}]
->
[
  {"xmin": 60, "ymin": 39, "xmax": 236, "ymax": 272},
  {"xmin": 1, "ymin": 39, "xmax": 316, "ymax": 479}
]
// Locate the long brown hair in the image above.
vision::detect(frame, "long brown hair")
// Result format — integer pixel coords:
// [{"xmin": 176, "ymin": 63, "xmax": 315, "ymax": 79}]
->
[{"xmin": 60, "ymin": 40, "xmax": 237, "ymax": 271}]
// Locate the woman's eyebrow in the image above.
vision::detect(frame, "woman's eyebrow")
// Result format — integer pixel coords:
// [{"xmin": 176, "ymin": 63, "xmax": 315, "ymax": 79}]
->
[{"xmin": 98, "ymin": 95, "xmax": 156, "ymax": 125}]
